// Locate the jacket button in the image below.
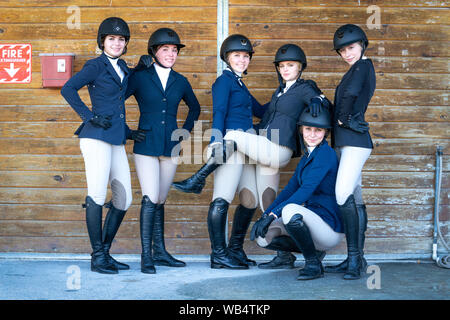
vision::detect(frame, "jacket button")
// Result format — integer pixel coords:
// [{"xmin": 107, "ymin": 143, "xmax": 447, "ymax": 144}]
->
[
  {"xmin": 161, "ymin": 121, "xmax": 165, "ymax": 124},
  {"xmin": 162, "ymin": 98, "xmax": 167, "ymax": 102},
  {"xmin": 120, "ymin": 114, "xmax": 124, "ymax": 118},
  {"xmin": 162, "ymin": 110, "xmax": 166, "ymax": 113}
]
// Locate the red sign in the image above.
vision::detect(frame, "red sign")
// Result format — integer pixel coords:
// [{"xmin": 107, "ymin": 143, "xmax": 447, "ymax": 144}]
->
[{"xmin": 0, "ymin": 44, "xmax": 32, "ymax": 84}]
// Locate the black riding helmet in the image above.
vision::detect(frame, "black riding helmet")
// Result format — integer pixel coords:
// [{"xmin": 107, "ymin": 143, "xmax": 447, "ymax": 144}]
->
[
  {"xmin": 220, "ymin": 34, "xmax": 254, "ymax": 62},
  {"xmin": 297, "ymin": 104, "xmax": 332, "ymax": 151},
  {"xmin": 97, "ymin": 17, "xmax": 130, "ymax": 55},
  {"xmin": 147, "ymin": 27, "xmax": 185, "ymax": 57},
  {"xmin": 274, "ymin": 44, "xmax": 307, "ymax": 70},
  {"xmin": 298, "ymin": 104, "xmax": 332, "ymax": 129},
  {"xmin": 333, "ymin": 24, "xmax": 368, "ymax": 56},
  {"xmin": 273, "ymin": 43, "xmax": 307, "ymax": 87}
]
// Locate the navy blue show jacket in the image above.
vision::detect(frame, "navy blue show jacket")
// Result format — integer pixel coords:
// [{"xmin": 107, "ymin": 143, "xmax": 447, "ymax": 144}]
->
[
  {"xmin": 333, "ymin": 58, "xmax": 376, "ymax": 149},
  {"xmin": 125, "ymin": 64, "xmax": 200, "ymax": 157},
  {"xmin": 263, "ymin": 140, "xmax": 343, "ymax": 233},
  {"xmin": 210, "ymin": 70, "xmax": 266, "ymax": 144},
  {"xmin": 61, "ymin": 53, "xmax": 132, "ymax": 145}
]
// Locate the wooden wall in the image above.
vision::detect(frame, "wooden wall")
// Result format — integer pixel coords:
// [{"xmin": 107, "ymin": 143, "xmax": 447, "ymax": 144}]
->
[{"xmin": 0, "ymin": 0, "xmax": 448, "ymax": 257}]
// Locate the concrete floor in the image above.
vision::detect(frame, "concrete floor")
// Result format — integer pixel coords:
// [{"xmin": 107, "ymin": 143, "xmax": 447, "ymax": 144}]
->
[{"xmin": 1, "ymin": 254, "xmax": 449, "ymax": 300}]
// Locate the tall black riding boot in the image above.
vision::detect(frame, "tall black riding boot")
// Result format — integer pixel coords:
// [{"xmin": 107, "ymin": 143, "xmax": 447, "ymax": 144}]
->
[
  {"xmin": 152, "ymin": 203, "xmax": 186, "ymax": 267},
  {"xmin": 324, "ymin": 202, "xmax": 368, "ymax": 274},
  {"xmin": 208, "ymin": 198, "xmax": 248, "ymax": 269},
  {"xmin": 172, "ymin": 140, "xmax": 237, "ymax": 194},
  {"xmin": 258, "ymin": 236, "xmax": 299, "ymax": 269},
  {"xmin": 340, "ymin": 195, "xmax": 363, "ymax": 280},
  {"xmin": 84, "ymin": 196, "xmax": 118, "ymax": 274},
  {"xmin": 285, "ymin": 214, "xmax": 324, "ymax": 280},
  {"xmin": 227, "ymin": 205, "xmax": 257, "ymax": 266},
  {"xmin": 140, "ymin": 196, "xmax": 157, "ymax": 274},
  {"xmin": 102, "ymin": 201, "xmax": 129, "ymax": 270}
]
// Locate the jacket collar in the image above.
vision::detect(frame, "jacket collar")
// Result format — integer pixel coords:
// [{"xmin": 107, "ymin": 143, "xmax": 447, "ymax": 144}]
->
[
  {"xmin": 223, "ymin": 69, "xmax": 249, "ymax": 93},
  {"xmin": 146, "ymin": 64, "xmax": 176, "ymax": 95},
  {"xmin": 100, "ymin": 52, "xmax": 129, "ymax": 86},
  {"xmin": 301, "ymin": 139, "xmax": 327, "ymax": 166}
]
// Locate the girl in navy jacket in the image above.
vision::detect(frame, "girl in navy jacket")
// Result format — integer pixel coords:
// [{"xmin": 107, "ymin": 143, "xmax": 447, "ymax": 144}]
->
[
  {"xmin": 125, "ymin": 28, "xmax": 200, "ymax": 273},
  {"xmin": 173, "ymin": 34, "xmax": 267, "ymax": 269},
  {"xmin": 61, "ymin": 17, "xmax": 143, "ymax": 274},
  {"xmin": 251, "ymin": 105, "xmax": 344, "ymax": 280},
  {"xmin": 324, "ymin": 24, "xmax": 376, "ymax": 280}
]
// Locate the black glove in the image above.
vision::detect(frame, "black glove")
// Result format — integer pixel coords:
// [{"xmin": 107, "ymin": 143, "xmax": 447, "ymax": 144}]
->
[
  {"xmin": 90, "ymin": 114, "xmax": 112, "ymax": 129},
  {"xmin": 135, "ymin": 55, "xmax": 153, "ymax": 71},
  {"xmin": 340, "ymin": 113, "xmax": 369, "ymax": 134},
  {"xmin": 128, "ymin": 129, "xmax": 146, "ymax": 143},
  {"xmin": 250, "ymin": 214, "xmax": 276, "ymax": 241},
  {"xmin": 309, "ymin": 97, "xmax": 322, "ymax": 117}
]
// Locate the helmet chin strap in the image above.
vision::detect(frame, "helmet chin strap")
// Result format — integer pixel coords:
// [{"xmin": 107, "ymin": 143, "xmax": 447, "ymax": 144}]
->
[
  {"xmin": 225, "ymin": 63, "xmax": 244, "ymax": 84},
  {"xmin": 104, "ymin": 51, "xmax": 120, "ymax": 60}
]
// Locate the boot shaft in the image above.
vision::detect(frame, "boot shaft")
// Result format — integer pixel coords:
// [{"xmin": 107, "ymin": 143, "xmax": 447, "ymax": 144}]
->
[
  {"xmin": 339, "ymin": 195, "xmax": 360, "ymax": 255},
  {"xmin": 284, "ymin": 214, "xmax": 318, "ymax": 261},
  {"xmin": 228, "ymin": 205, "xmax": 256, "ymax": 250},
  {"xmin": 140, "ymin": 196, "xmax": 157, "ymax": 255},
  {"xmin": 102, "ymin": 201, "xmax": 127, "ymax": 250},
  {"xmin": 84, "ymin": 196, "xmax": 104, "ymax": 254},
  {"xmin": 207, "ymin": 198, "xmax": 229, "ymax": 254}
]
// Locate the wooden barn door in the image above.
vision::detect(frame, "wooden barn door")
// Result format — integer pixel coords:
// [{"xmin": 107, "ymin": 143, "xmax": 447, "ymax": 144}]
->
[{"xmin": 0, "ymin": 0, "xmax": 448, "ymax": 258}]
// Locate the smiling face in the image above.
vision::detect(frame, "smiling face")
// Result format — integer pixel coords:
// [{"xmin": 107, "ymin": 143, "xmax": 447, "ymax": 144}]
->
[
  {"xmin": 227, "ymin": 51, "xmax": 251, "ymax": 74},
  {"xmin": 302, "ymin": 126, "xmax": 326, "ymax": 147},
  {"xmin": 277, "ymin": 61, "xmax": 302, "ymax": 82},
  {"xmin": 338, "ymin": 41, "xmax": 363, "ymax": 66},
  {"xmin": 103, "ymin": 35, "xmax": 127, "ymax": 57},
  {"xmin": 155, "ymin": 44, "xmax": 178, "ymax": 68}
]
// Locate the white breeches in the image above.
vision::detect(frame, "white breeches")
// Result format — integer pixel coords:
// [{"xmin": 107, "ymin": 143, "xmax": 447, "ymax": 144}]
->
[
  {"xmin": 80, "ymin": 138, "xmax": 132, "ymax": 210},
  {"xmin": 224, "ymin": 130, "xmax": 293, "ymax": 169},
  {"xmin": 335, "ymin": 146, "xmax": 372, "ymax": 205},
  {"xmin": 256, "ymin": 203, "xmax": 344, "ymax": 251},
  {"xmin": 212, "ymin": 130, "xmax": 293, "ymax": 211},
  {"xmin": 134, "ymin": 154, "xmax": 179, "ymax": 204}
]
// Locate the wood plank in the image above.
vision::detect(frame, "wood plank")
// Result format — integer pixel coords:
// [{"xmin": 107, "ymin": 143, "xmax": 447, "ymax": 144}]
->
[
  {"xmin": 0, "ymin": 137, "xmax": 448, "ymax": 156},
  {"xmin": 2, "ymin": 203, "xmax": 446, "ymax": 222},
  {"xmin": 248, "ymin": 56, "xmax": 450, "ymax": 74},
  {"xmin": 2, "ymin": 105, "xmax": 447, "ymax": 123},
  {"xmin": 1, "ymin": 7, "xmax": 218, "ymax": 23},
  {"xmin": 231, "ymin": 23, "xmax": 450, "ymax": 41},
  {"xmin": 1, "ymin": 219, "xmax": 446, "ymax": 239},
  {"xmin": 0, "ymin": 88, "xmax": 213, "ymax": 107},
  {"xmin": 244, "ymin": 72, "xmax": 450, "ymax": 90},
  {"xmin": 249, "ymin": 40, "xmax": 450, "ymax": 58},
  {"xmin": 0, "ymin": 0, "xmax": 217, "ymax": 6},
  {"xmin": 1, "ymin": 120, "xmax": 447, "ymax": 139},
  {"xmin": 0, "ymin": 88, "xmax": 447, "ymax": 108},
  {"xmin": 253, "ymin": 89, "xmax": 450, "ymax": 106},
  {"xmin": 230, "ymin": 0, "xmax": 450, "ymax": 7},
  {"xmin": 0, "ymin": 0, "xmax": 446, "ymax": 7},
  {"xmin": 0, "ymin": 24, "xmax": 217, "ymax": 42},
  {"xmin": 0, "ymin": 154, "xmax": 448, "ymax": 172},
  {"xmin": 229, "ymin": 7, "xmax": 450, "ymax": 25},
  {"xmin": 0, "ymin": 186, "xmax": 447, "ymax": 206},
  {"xmin": 1, "ymin": 170, "xmax": 448, "ymax": 190},
  {"xmin": 0, "ymin": 235, "xmax": 435, "ymax": 255}
]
